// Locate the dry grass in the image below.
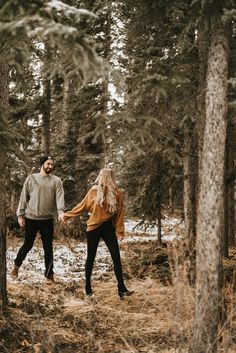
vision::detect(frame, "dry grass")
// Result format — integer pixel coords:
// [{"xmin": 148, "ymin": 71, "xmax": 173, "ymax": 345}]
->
[
  {"xmin": 2, "ymin": 277, "xmax": 187, "ymax": 353},
  {"xmin": 2, "ymin": 233, "xmax": 236, "ymax": 352}
]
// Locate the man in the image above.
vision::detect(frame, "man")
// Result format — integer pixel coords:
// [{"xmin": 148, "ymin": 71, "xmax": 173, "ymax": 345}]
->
[{"xmin": 11, "ymin": 155, "xmax": 65, "ymax": 284}]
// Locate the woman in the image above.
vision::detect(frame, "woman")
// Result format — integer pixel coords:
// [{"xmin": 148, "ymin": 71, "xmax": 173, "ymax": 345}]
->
[{"xmin": 62, "ymin": 168, "xmax": 133, "ymax": 300}]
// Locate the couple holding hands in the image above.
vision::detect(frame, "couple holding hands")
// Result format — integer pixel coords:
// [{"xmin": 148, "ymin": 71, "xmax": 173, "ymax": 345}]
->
[{"xmin": 11, "ymin": 156, "xmax": 133, "ymax": 300}]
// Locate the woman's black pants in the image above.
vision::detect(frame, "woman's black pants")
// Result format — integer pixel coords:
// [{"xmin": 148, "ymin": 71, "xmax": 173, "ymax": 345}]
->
[
  {"xmin": 85, "ymin": 220, "xmax": 127, "ymax": 293},
  {"xmin": 14, "ymin": 218, "xmax": 54, "ymax": 278}
]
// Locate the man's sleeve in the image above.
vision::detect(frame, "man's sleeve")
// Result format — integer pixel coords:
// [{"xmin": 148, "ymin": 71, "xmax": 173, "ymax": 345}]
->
[
  {"xmin": 56, "ymin": 178, "xmax": 65, "ymax": 214},
  {"xmin": 16, "ymin": 177, "xmax": 30, "ymax": 217}
]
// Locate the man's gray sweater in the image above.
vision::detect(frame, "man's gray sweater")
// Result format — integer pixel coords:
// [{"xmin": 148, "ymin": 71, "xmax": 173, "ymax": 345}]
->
[{"xmin": 17, "ymin": 173, "xmax": 65, "ymax": 220}]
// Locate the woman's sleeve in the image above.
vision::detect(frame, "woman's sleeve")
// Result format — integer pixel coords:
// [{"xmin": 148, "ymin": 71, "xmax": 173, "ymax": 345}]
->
[
  {"xmin": 63, "ymin": 190, "xmax": 90, "ymax": 220},
  {"xmin": 114, "ymin": 191, "xmax": 125, "ymax": 238}
]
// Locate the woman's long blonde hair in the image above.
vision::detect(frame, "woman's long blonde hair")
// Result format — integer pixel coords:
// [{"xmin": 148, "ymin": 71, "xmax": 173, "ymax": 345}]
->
[{"xmin": 95, "ymin": 168, "xmax": 117, "ymax": 214}]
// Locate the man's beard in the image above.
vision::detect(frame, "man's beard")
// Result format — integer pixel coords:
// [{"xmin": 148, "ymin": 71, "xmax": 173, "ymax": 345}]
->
[{"xmin": 43, "ymin": 167, "xmax": 52, "ymax": 174}]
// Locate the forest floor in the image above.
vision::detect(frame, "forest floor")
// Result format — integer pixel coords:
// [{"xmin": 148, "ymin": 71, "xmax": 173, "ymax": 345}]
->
[{"xmin": 1, "ymin": 217, "xmax": 236, "ymax": 353}]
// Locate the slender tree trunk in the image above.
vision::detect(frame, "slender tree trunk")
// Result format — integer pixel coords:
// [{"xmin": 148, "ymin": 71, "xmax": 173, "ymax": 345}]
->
[
  {"xmin": 196, "ymin": 18, "xmax": 210, "ymax": 155},
  {"xmin": 224, "ymin": 192, "xmax": 229, "ymax": 258},
  {"xmin": 61, "ymin": 76, "xmax": 80, "ymax": 204},
  {"xmin": 183, "ymin": 128, "xmax": 196, "ymax": 256},
  {"xmin": 195, "ymin": 17, "xmax": 210, "ymax": 232},
  {"xmin": 168, "ymin": 186, "xmax": 174, "ymax": 214},
  {"xmin": 98, "ymin": 0, "xmax": 111, "ymax": 167},
  {"xmin": 10, "ymin": 185, "xmax": 18, "ymax": 214},
  {"xmin": 227, "ymin": 27, "xmax": 236, "ymax": 247},
  {"xmin": 183, "ymin": 128, "xmax": 197, "ymax": 284},
  {"xmin": 223, "ymin": 126, "xmax": 231, "ymax": 257},
  {"xmin": 0, "ymin": 59, "xmax": 9, "ymax": 312},
  {"xmin": 61, "ymin": 76, "xmax": 70, "ymax": 138},
  {"xmin": 225, "ymin": 120, "xmax": 236, "ymax": 248},
  {"xmin": 228, "ymin": 182, "xmax": 235, "ymax": 246},
  {"xmin": 227, "ymin": 23, "xmax": 236, "ymax": 247},
  {"xmin": 191, "ymin": 16, "xmax": 229, "ymax": 353},
  {"xmin": 157, "ymin": 193, "xmax": 162, "ymax": 246},
  {"xmin": 41, "ymin": 48, "xmax": 51, "ymax": 154}
]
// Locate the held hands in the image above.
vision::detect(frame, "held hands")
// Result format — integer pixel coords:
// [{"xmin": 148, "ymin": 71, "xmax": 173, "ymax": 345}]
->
[
  {"xmin": 58, "ymin": 212, "xmax": 69, "ymax": 224},
  {"xmin": 18, "ymin": 216, "xmax": 25, "ymax": 228},
  {"xmin": 58, "ymin": 212, "xmax": 65, "ymax": 223}
]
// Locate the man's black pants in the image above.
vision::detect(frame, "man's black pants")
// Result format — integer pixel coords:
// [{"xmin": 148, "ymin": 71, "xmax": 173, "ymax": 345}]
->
[
  {"xmin": 85, "ymin": 220, "xmax": 127, "ymax": 294},
  {"xmin": 14, "ymin": 218, "xmax": 54, "ymax": 278}
]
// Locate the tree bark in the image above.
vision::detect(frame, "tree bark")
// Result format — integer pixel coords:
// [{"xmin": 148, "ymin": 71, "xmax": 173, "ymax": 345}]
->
[
  {"xmin": 0, "ymin": 59, "xmax": 9, "ymax": 312},
  {"xmin": 224, "ymin": 119, "xmax": 236, "ymax": 248},
  {"xmin": 41, "ymin": 48, "xmax": 51, "ymax": 155},
  {"xmin": 228, "ymin": 181, "xmax": 235, "ymax": 246},
  {"xmin": 168, "ymin": 186, "xmax": 174, "ymax": 214},
  {"xmin": 61, "ymin": 76, "xmax": 70, "ymax": 138},
  {"xmin": 97, "ymin": 0, "xmax": 111, "ymax": 167},
  {"xmin": 157, "ymin": 191, "xmax": 162, "ymax": 246},
  {"xmin": 223, "ymin": 122, "xmax": 235, "ymax": 256},
  {"xmin": 196, "ymin": 17, "xmax": 210, "ymax": 156},
  {"xmin": 191, "ymin": 16, "xmax": 229, "ymax": 353},
  {"xmin": 183, "ymin": 128, "xmax": 196, "ymax": 256}
]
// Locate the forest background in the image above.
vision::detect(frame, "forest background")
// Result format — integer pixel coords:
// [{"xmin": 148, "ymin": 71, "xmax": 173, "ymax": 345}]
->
[{"xmin": 0, "ymin": 0, "xmax": 236, "ymax": 353}]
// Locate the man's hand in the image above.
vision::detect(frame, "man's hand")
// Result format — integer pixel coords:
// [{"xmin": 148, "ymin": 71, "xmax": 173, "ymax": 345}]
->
[
  {"xmin": 58, "ymin": 212, "xmax": 65, "ymax": 222},
  {"xmin": 18, "ymin": 216, "xmax": 25, "ymax": 228}
]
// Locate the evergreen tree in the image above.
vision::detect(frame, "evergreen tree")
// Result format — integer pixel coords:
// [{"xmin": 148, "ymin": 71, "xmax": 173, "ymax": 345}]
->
[
  {"xmin": 0, "ymin": 58, "xmax": 9, "ymax": 311},
  {"xmin": 0, "ymin": 0, "xmax": 103, "ymax": 309}
]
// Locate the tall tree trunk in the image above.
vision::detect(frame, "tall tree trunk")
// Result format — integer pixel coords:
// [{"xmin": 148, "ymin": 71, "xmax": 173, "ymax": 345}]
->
[
  {"xmin": 10, "ymin": 184, "xmax": 18, "ymax": 214},
  {"xmin": 191, "ymin": 16, "xmax": 229, "ymax": 353},
  {"xmin": 0, "ymin": 59, "xmax": 9, "ymax": 312},
  {"xmin": 98, "ymin": 0, "xmax": 111, "ymax": 167},
  {"xmin": 196, "ymin": 18, "xmax": 210, "ymax": 155},
  {"xmin": 41, "ymin": 48, "xmax": 51, "ymax": 154},
  {"xmin": 157, "ymin": 189, "xmax": 162, "ymax": 246},
  {"xmin": 61, "ymin": 76, "xmax": 80, "ymax": 204},
  {"xmin": 226, "ymin": 31, "xmax": 236, "ymax": 247},
  {"xmin": 183, "ymin": 128, "xmax": 196, "ymax": 256},
  {"xmin": 224, "ymin": 124, "xmax": 233, "ymax": 257},
  {"xmin": 224, "ymin": 184, "xmax": 229, "ymax": 258},
  {"xmin": 228, "ymin": 185, "xmax": 235, "ymax": 245},
  {"xmin": 195, "ymin": 17, "xmax": 210, "ymax": 233},
  {"xmin": 228, "ymin": 180, "xmax": 235, "ymax": 246},
  {"xmin": 224, "ymin": 119, "xmax": 236, "ymax": 249},
  {"xmin": 61, "ymin": 76, "xmax": 70, "ymax": 138},
  {"xmin": 168, "ymin": 186, "xmax": 174, "ymax": 214},
  {"xmin": 183, "ymin": 127, "xmax": 197, "ymax": 284}
]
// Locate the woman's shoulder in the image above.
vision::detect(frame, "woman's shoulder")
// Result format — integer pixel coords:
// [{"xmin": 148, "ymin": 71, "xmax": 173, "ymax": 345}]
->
[
  {"xmin": 88, "ymin": 185, "xmax": 98, "ymax": 195},
  {"xmin": 91, "ymin": 185, "xmax": 98, "ymax": 191}
]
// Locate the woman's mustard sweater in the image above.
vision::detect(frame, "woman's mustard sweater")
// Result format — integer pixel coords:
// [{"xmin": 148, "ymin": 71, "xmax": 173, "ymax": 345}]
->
[{"xmin": 64, "ymin": 186, "xmax": 125, "ymax": 238}]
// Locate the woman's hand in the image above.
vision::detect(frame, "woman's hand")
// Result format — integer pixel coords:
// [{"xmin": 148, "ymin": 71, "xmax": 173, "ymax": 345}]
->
[
  {"xmin": 58, "ymin": 213, "xmax": 68, "ymax": 223},
  {"xmin": 117, "ymin": 234, "xmax": 124, "ymax": 241}
]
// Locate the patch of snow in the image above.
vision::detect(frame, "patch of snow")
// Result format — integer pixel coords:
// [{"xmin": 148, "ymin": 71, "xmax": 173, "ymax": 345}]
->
[
  {"xmin": 124, "ymin": 216, "xmax": 184, "ymax": 241},
  {"xmin": 125, "ymin": 217, "xmax": 182, "ymax": 233},
  {"xmin": 7, "ymin": 216, "xmax": 184, "ymax": 285},
  {"xmin": 46, "ymin": 0, "xmax": 96, "ymax": 18},
  {"xmin": 7, "ymin": 240, "xmax": 115, "ymax": 285}
]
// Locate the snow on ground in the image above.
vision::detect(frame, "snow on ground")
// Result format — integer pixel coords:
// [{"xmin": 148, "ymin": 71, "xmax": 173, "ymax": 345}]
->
[
  {"xmin": 124, "ymin": 216, "xmax": 184, "ymax": 242},
  {"xmin": 7, "ymin": 216, "xmax": 183, "ymax": 285},
  {"xmin": 7, "ymin": 241, "xmax": 112, "ymax": 285}
]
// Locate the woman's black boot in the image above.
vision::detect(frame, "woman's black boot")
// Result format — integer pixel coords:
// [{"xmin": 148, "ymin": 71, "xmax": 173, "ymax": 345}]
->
[{"xmin": 118, "ymin": 290, "xmax": 134, "ymax": 300}]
